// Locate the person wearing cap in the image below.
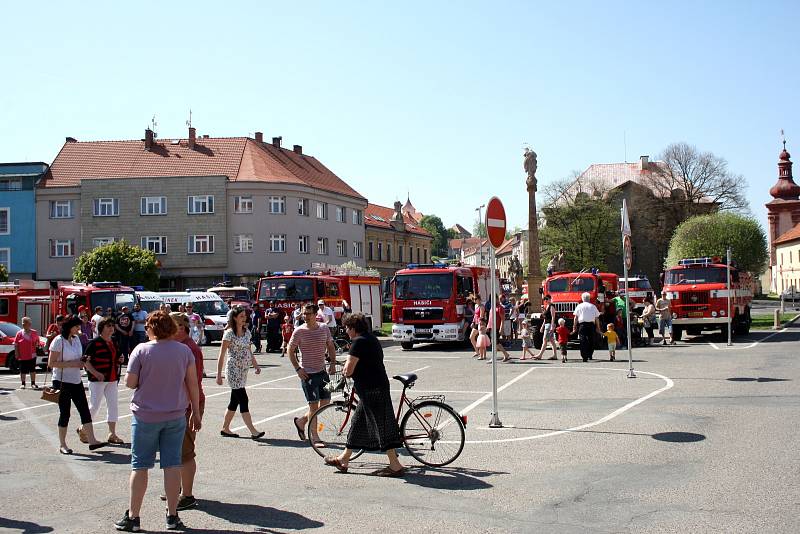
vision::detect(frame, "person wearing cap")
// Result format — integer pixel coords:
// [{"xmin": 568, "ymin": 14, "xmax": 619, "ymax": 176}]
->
[{"xmin": 316, "ymin": 300, "xmax": 336, "ymax": 331}]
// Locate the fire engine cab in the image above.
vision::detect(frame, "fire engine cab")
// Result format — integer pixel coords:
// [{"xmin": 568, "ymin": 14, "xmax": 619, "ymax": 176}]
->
[
  {"xmin": 662, "ymin": 257, "xmax": 753, "ymax": 340},
  {"xmin": 391, "ymin": 263, "xmax": 492, "ymax": 350},
  {"xmin": 256, "ymin": 264, "xmax": 382, "ymax": 330},
  {"xmin": 541, "ymin": 270, "xmax": 619, "ymax": 331},
  {"xmin": 56, "ymin": 281, "xmax": 137, "ymax": 317},
  {"xmin": 0, "ymin": 280, "xmax": 53, "ymax": 333},
  {"xmin": 618, "ymin": 275, "xmax": 655, "ymax": 313}
]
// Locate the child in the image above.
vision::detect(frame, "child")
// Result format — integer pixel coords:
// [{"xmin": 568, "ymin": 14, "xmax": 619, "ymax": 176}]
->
[
  {"xmin": 602, "ymin": 323, "xmax": 618, "ymax": 361},
  {"xmin": 555, "ymin": 318, "xmax": 570, "ymax": 363},
  {"xmin": 475, "ymin": 319, "xmax": 489, "ymax": 360},
  {"xmin": 520, "ymin": 320, "xmax": 535, "ymax": 360},
  {"xmin": 280, "ymin": 314, "xmax": 294, "ymax": 357}
]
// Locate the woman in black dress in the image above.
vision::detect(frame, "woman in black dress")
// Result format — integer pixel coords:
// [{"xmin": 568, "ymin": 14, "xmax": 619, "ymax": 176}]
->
[{"xmin": 323, "ymin": 313, "xmax": 405, "ymax": 477}]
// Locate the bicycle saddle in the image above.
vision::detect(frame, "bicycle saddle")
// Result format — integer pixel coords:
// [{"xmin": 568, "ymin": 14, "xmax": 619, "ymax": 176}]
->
[{"xmin": 392, "ymin": 373, "xmax": 418, "ymax": 387}]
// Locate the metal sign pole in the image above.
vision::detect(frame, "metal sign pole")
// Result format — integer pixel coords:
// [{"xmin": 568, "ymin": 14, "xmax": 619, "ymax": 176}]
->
[
  {"xmin": 727, "ymin": 247, "xmax": 732, "ymax": 347},
  {"xmin": 624, "ymin": 253, "xmax": 635, "ymax": 378},
  {"xmin": 489, "ymin": 245, "xmax": 503, "ymax": 428}
]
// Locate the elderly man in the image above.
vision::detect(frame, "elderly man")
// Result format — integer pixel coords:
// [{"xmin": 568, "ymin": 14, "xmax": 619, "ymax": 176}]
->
[{"xmin": 572, "ymin": 292, "xmax": 603, "ymax": 362}]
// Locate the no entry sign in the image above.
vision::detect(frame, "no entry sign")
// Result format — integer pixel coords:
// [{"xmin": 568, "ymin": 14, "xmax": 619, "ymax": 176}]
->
[{"xmin": 485, "ymin": 196, "xmax": 506, "ymax": 248}]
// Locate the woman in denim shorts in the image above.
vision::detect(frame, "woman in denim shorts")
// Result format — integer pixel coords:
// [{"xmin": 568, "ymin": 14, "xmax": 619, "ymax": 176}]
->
[{"xmin": 115, "ymin": 311, "xmax": 202, "ymax": 533}]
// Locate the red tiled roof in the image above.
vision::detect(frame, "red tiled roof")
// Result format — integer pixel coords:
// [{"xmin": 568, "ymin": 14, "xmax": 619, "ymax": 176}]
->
[
  {"xmin": 775, "ymin": 223, "xmax": 800, "ymax": 245},
  {"xmin": 365, "ymin": 203, "xmax": 431, "ymax": 237},
  {"xmin": 495, "ymin": 238, "xmax": 515, "ymax": 255},
  {"xmin": 449, "ymin": 238, "xmax": 463, "ymax": 249},
  {"xmin": 40, "ymin": 136, "xmax": 365, "ymax": 200},
  {"xmin": 578, "ymin": 161, "xmax": 667, "ymax": 191}
]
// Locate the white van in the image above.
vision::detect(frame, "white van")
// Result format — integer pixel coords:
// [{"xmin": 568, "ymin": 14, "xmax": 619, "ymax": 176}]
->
[
  {"xmin": 156, "ymin": 291, "xmax": 230, "ymax": 343},
  {"xmin": 135, "ymin": 291, "xmax": 164, "ymax": 313}
]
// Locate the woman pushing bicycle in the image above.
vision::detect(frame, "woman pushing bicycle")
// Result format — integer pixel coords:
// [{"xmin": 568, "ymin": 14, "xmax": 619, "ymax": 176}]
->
[{"xmin": 323, "ymin": 313, "xmax": 406, "ymax": 477}]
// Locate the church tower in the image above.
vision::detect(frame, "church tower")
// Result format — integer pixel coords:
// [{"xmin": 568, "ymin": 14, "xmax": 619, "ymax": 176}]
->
[{"xmin": 766, "ymin": 141, "xmax": 800, "ymax": 292}]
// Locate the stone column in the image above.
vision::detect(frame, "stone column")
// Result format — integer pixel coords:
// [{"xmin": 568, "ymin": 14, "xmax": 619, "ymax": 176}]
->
[{"xmin": 524, "ymin": 148, "xmax": 543, "ymax": 309}]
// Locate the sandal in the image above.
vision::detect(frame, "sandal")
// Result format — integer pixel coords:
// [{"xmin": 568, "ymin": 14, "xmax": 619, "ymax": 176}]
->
[
  {"xmin": 220, "ymin": 430, "xmax": 239, "ymax": 438},
  {"xmin": 59, "ymin": 446, "xmax": 73, "ymax": 455},
  {"xmin": 108, "ymin": 434, "xmax": 125, "ymax": 445},
  {"xmin": 76, "ymin": 427, "xmax": 88, "ymax": 444},
  {"xmin": 88, "ymin": 441, "xmax": 107, "ymax": 451},
  {"xmin": 293, "ymin": 418, "xmax": 306, "ymax": 441},
  {"xmin": 371, "ymin": 466, "xmax": 406, "ymax": 477},
  {"xmin": 324, "ymin": 455, "xmax": 348, "ymax": 473},
  {"xmin": 250, "ymin": 431, "xmax": 265, "ymax": 440}
]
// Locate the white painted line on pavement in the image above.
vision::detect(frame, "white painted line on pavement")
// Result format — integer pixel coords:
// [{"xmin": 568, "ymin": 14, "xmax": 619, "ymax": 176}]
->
[
  {"xmin": 458, "ymin": 367, "xmax": 537, "ymax": 416},
  {"xmin": 462, "ymin": 367, "xmax": 674, "ymax": 444},
  {"xmin": 709, "ymin": 325, "xmax": 792, "ymax": 350}
]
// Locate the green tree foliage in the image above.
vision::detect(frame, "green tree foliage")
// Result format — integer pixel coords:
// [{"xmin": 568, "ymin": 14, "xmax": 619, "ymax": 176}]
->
[
  {"xmin": 665, "ymin": 213, "xmax": 768, "ymax": 273},
  {"xmin": 0, "ymin": 263, "xmax": 7, "ymax": 282},
  {"xmin": 73, "ymin": 240, "xmax": 159, "ymax": 290},
  {"xmin": 473, "ymin": 222, "xmax": 487, "ymax": 238},
  {"xmin": 419, "ymin": 214, "xmax": 450, "ymax": 258},
  {"xmin": 539, "ymin": 188, "xmax": 620, "ymax": 273}
]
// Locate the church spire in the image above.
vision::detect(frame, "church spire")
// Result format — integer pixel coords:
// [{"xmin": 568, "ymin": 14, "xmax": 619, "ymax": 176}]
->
[{"xmin": 769, "ymin": 140, "xmax": 800, "ymax": 200}]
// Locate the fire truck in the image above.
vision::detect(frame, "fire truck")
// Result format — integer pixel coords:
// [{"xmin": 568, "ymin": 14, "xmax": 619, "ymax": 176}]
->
[
  {"xmin": 618, "ymin": 275, "xmax": 655, "ymax": 313},
  {"xmin": 662, "ymin": 257, "xmax": 753, "ymax": 340},
  {"xmin": 256, "ymin": 264, "xmax": 383, "ymax": 331},
  {"xmin": 391, "ymin": 263, "xmax": 493, "ymax": 350},
  {"xmin": 0, "ymin": 280, "xmax": 53, "ymax": 333},
  {"xmin": 207, "ymin": 283, "xmax": 254, "ymax": 310},
  {"xmin": 541, "ymin": 270, "xmax": 619, "ymax": 332},
  {"xmin": 55, "ymin": 281, "xmax": 137, "ymax": 318}
]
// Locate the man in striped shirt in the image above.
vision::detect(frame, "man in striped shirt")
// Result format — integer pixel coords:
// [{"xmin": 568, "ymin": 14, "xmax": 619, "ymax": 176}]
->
[{"xmin": 288, "ymin": 303, "xmax": 337, "ymax": 445}]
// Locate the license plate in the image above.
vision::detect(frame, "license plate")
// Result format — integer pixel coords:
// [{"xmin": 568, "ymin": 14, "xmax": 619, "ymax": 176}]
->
[
  {"xmin": 688, "ymin": 312, "xmax": 704, "ymax": 317},
  {"xmin": 416, "ymin": 328, "xmax": 432, "ymax": 334}
]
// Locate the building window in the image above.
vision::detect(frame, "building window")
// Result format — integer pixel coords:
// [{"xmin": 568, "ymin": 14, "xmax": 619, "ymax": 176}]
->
[
  {"xmin": 92, "ymin": 237, "xmax": 115, "ymax": 248},
  {"xmin": 398, "ymin": 245, "xmax": 404, "ymax": 263},
  {"xmin": 140, "ymin": 196, "xmax": 167, "ymax": 215},
  {"xmin": 141, "ymin": 236, "xmax": 167, "ymax": 255},
  {"xmin": 337, "ymin": 239, "xmax": 347, "ymax": 257},
  {"xmin": 298, "ymin": 198, "xmax": 309, "ymax": 216},
  {"xmin": 368, "ymin": 242, "xmax": 374, "ymax": 261},
  {"xmin": 387, "ymin": 244, "xmax": 392, "ymax": 262},
  {"xmin": 299, "ymin": 235, "xmax": 309, "ymax": 254},
  {"xmin": 269, "ymin": 234, "xmax": 286, "ymax": 253},
  {"xmin": 188, "ymin": 235, "xmax": 214, "ymax": 254},
  {"xmin": 188, "ymin": 195, "xmax": 214, "ymax": 214},
  {"xmin": 49, "ymin": 239, "xmax": 74, "ymax": 258},
  {"xmin": 417, "ymin": 248, "xmax": 421, "ymax": 263},
  {"xmin": 269, "ymin": 196, "xmax": 286, "ymax": 214},
  {"xmin": 0, "ymin": 208, "xmax": 8, "ymax": 234},
  {"xmin": 336, "ymin": 206, "xmax": 346, "ymax": 223},
  {"xmin": 317, "ymin": 237, "xmax": 328, "ymax": 255},
  {"xmin": 0, "ymin": 178, "xmax": 22, "ymax": 191},
  {"xmin": 410, "ymin": 247, "xmax": 414, "ymax": 263},
  {"xmin": 353, "ymin": 241, "xmax": 363, "ymax": 258},
  {"xmin": 352, "ymin": 209, "xmax": 363, "ymax": 225},
  {"xmin": 49, "ymin": 200, "xmax": 74, "ymax": 219},
  {"xmin": 424, "ymin": 249, "xmax": 428, "ymax": 263},
  {"xmin": 93, "ymin": 198, "xmax": 119, "ymax": 217},
  {"xmin": 316, "ymin": 202, "xmax": 328, "ymax": 219},
  {"xmin": 378, "ymin": 243, "xmax": 383, "ymax": 261},
  {"xmin": 0, "ymin": 248, "xmax": 9, "ymax": 272},
  {"xmin": 234, "ymin": 234, "xmax": 253, "ymax": 253},
  {"xmin": 234, "ymin": 196, "xmax": 253, "ymax": 214}
]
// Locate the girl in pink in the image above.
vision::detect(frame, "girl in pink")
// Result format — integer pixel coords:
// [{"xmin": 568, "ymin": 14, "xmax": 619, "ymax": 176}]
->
[{"xmin": 475, "ymin": 319, "xmax": 489, "ymax": 360}]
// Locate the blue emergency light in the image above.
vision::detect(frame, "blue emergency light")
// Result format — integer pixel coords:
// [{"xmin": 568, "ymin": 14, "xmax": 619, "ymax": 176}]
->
[
  {"xmin": 406, "ymin": 263, "xmax": 448, "ymax": 269},
  {"xmin": 678, "ymin": 257, "xmax": 713, "ymax": 266}
]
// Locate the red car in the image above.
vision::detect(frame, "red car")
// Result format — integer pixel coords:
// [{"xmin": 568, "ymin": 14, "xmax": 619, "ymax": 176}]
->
[{"xmin": 0, "ymin": 322, "xmax": 48, "ymax": 371}]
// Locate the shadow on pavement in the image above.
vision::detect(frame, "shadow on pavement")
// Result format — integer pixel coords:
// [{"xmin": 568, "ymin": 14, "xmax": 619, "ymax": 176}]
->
[
  {"xmin": 198, "ymin": 500, "xmax": 324, "ymax": 531},
  {"xmin": 726, "ymin": 377, "xmax": 791, "ymax": 382},
  {"xmin": 256, "ymin": 437, "xmax": 308, "ymax": 449},
  {"xmin": 72, "ymin": 449, "xmax": 130, "ymax": 464},
  {"xmin": 0, "ymin": 517, "xmax": 54, "ymax": 533},
  {"xmin": 651, "ymin": 431, "xmax": 706, "ymax": 443},
  {"xmin": 400, "ymin": 465, "xmax": 504, "ymax": 490}
]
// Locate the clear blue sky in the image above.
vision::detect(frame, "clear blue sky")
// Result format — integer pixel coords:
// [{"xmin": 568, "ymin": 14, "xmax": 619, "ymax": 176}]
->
[{"xmin": 2, "ymin": 1, "xmax": 798, "ymax": 234}]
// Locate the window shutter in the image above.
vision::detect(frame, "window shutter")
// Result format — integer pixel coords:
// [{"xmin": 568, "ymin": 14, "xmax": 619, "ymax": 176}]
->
[
  {"xmin": 93, "ymin": 199, "xmax": 99, "ymax": 215},
  {"xmin": 113, "ymin": 198, "xmax": 119, "ymax": 215}
]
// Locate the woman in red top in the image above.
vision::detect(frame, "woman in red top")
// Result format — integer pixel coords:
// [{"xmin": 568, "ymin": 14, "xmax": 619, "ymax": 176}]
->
[
  {"xmin": 13, "ymin": 317, "xmax": 40, "ymax": 390},
  {"xmin": 280, "ymin": 314, "xmax": 294, "ymax": 357},
  {"xmin": 81, "ymin": 318, "xmax": 125, "ymax": 444}
]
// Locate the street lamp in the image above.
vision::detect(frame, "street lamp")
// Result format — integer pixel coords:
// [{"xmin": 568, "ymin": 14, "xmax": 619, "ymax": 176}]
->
[{"xmin": 475, "ymin": 204, "xmax": 485, "ymax": 266}]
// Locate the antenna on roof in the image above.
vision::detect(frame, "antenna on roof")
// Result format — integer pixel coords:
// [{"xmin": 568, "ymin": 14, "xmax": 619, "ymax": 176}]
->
[
  {"xmin": 150, "ymin": 115, "xmax": 158, "ymax": 138},
  {"xmin": 185, "ymin": 109, "xmax": 192, "ymax": 129},
  {"xmin": 781, "ymin": 128, "xmax": 786, "ymax": 150}
]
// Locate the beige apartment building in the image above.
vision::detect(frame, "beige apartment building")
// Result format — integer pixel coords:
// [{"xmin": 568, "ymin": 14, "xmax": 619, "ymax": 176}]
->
[{"xmin": 36, "ymin": 129, "xmax": 367, "ymax": 288}]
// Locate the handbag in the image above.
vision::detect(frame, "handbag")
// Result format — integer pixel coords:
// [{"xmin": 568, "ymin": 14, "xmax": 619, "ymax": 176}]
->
[{"xmin": 40, "ymin": 339, "xmax": 62, "ymax": 403}]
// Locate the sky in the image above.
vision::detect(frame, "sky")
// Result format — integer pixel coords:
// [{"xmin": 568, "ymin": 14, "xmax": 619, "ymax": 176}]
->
[{"xmin": 2, "ymin": 1, "xmax": 799, "ymax": 235}]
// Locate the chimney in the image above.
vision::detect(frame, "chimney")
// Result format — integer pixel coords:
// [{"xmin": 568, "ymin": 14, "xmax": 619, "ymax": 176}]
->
[
  {"xmin": 293, "ymin": 144, "xmax": 302, "ymax": 155},
  {"xmin": 254, "ymin": 132, "xmax": 263, "ymax": 143},
  {"xmin": 272, "ymin": 136, "xmax": 282, "ymax": 148},
  {"xmin": 188, "ymin": 127, "xmax": 196, "ymax": 149},
  {"xmin": 65, "ymin": 137, "xmax": 77, "ymax": 143},
  {"xmin": 640, "ymin": 155, "xmax": 649, "ymax": 170},
  {"xmin": 145, "ymin": 129, "xmax": 154, "ymax": 150}
]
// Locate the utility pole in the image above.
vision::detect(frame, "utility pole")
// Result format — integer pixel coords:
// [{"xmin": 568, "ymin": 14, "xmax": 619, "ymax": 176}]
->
[{"xmin": 475, "ymin": 204, "xmax": 485, "ymax": 266}]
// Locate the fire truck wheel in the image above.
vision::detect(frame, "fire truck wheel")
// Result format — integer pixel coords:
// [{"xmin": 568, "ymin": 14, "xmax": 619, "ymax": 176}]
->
[
  {"xmin": 400, "ymin": 342, "xmax": 415, "ymax": 351},
  {"xmin": 719, "ymin": 324, "xmax": 729, "ymax": 340},
  {"xmin": 671, "ymin": 326, "xmax": 683, "ymax": 342}
]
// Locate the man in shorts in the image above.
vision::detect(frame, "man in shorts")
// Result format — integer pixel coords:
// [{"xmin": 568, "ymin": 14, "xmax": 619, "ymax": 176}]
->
[
  {"xmin": 287, "ymin": 303, "xmax": 337, "ymax": 446},
  {"xmin": 655, "ymin": 291, "xmax": 674, "ymax": 345}
]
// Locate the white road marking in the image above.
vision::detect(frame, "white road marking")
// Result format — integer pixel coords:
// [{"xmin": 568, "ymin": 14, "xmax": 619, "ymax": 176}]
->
[
  {"xmin": 458, "ymin": 367, "xmax": 537, "ymax": 416},
  {"xmin": 708, "ymin": 322, "xmax": 796, "ymax": 350},
  {"xmin": 461, "ymin": 367, "xmax": 674, "ymax": 444}
]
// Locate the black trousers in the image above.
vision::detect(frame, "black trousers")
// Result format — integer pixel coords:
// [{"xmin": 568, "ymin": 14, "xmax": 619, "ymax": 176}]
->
[
  {"xmin": 578, "ymin": 322, "xmax": 596, "ymax": 361},
  {"xmin": 251, "ymin": 326, "xmax": 262, "ymax": 352},
  {"xmin": 227, "ymin": 388, "xmax": 250, "ymax": 413},
  {"xmin": 54, "ymin": 381, "xmax": 92, "ymax": 428}
]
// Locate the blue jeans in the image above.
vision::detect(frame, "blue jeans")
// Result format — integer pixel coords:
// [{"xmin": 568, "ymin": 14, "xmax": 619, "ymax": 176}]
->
[{"xmin": 131, "ymin": 415, "xmax": 186, "ymax": 470}]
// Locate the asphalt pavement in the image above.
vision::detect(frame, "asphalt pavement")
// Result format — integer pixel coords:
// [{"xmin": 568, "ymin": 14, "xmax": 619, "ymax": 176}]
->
[{"xmin": 1, "ymin": 325, "xmax": 799, "ymax": 533}]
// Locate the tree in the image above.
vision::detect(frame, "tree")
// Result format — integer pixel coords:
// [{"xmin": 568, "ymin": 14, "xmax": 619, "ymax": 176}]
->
[
  {"xmin": 419, "ymin": 214, "xmax": 450, "ymax": 258},
  {"xmin": 665, "ymin": 213, "xmax": 768, "ymax": 273},
  {"xmin": 73, "ymin": 240, "xmax": 159, "ymax": 290},
  {"xmin": 645, "ymin": 142, "xmax": 749, "ymax": 216},
  {"xmin": 473, "ymin": 222, "xmax": 487, "ymax": 238},
  {"xmin": 0, "ymin": 263, "xmax": 7, "ymax": 283},
  {"xmin": 538, "ymin": 176, "xmax": 620, "ymax": 272}
]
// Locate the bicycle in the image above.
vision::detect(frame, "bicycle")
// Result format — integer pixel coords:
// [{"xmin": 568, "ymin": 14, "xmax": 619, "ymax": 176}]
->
[{"xmin": 307, "ymin": 363, "xmax": 467, "ymax": 467}]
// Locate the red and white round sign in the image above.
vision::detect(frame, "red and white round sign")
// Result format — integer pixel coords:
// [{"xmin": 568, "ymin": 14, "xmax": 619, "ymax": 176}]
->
[{"xmin": 485, "ymin": 197, "xmax": 506, "ymax": 249}]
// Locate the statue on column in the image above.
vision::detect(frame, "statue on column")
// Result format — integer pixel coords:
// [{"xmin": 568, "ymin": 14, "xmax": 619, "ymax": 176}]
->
[{"xmin": 524, "ymin": 147, "xmax": 538, "ymax": 192}]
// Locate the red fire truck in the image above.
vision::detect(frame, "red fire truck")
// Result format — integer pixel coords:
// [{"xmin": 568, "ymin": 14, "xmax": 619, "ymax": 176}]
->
[
  {"xmin": 0, "ymin": 281, "xmax": 53, "ymax": 333},
  {"xmin": 541, "ymin": 270, "xmax": 619, "ymax": 330},
  {"xmin": 55, "ymin": 281, "xmax": 137, "ymax": 318},
  {"xmin": 256, "ymin": 265, "xmax": 383, "ymax": 330},
  {"xmin": 618, "ymin": 275, "xmax": 655, "ymax": 314},
  {"xmin": 662, "ymin": 257, "xmax": 753, "ymax": 340},
  {"xmin": 391, "ymin": 263, "xmax": 493, "ymax": 350}
]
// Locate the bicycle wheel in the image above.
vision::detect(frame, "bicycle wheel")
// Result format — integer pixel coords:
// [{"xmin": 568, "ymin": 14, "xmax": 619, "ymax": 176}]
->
[
  {"xmin": 307, "ymin": 401, "xmax": 364, "ymax": 460},
  {"xmin": 400, "ymin": 400, "xmax": 465, "ymax": 467}
]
